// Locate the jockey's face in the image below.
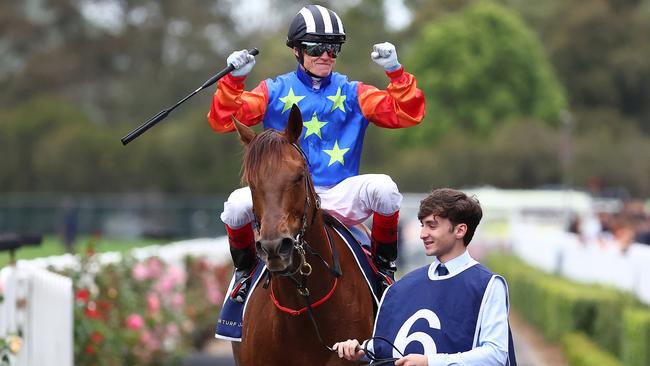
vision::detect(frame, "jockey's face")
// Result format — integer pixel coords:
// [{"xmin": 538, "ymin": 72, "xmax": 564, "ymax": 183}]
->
[
  {"xmin": 419, "ymin": 214, "xmax": 467, "ymax": 262},
  {"xmin": 294, "ymin": 47, "xmax": 336, "ymax": 77}
]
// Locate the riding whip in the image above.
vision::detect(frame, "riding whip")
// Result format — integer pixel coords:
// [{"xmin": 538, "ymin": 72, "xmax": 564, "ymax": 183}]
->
[{"xmin": 120, "ymin": 48, "xmax": 259, "ymax": 145}]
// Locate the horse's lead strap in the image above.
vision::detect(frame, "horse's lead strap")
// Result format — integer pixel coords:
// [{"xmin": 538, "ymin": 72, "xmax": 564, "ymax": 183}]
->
[{"xmin": 300, "ymin": 291, "xmax": 336, "ymax": 352}]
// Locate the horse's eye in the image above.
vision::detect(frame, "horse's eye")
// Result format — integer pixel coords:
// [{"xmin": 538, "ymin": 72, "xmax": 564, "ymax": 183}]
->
[{"xmin": 294, "ymin": 174, "xmax": 304, "ymax": 184}]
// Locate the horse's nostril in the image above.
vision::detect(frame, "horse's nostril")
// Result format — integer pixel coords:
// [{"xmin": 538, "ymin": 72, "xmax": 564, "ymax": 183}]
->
[
  {"xmin": 279, "ymin": 237, "xmax": 294, "ymax": 255},
  {"xmin": 255, "ymin": 241, "xmax": 265, "ymax": 255}
]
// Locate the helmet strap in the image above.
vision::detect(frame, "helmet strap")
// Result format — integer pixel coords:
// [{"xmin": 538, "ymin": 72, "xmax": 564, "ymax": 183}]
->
[{"xmin": 295, "ymin": 47, "xmax": 305, "ymax": 67}]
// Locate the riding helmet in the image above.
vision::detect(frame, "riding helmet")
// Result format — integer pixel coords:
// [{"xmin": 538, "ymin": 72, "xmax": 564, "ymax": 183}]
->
[{"xmin": 286, "ymin": 5, "xmax": 346, "ymax": 48}]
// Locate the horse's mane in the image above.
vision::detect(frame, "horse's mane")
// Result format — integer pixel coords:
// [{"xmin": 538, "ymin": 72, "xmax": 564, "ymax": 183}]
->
[{"xmin": 242, "ymin": 129, "xmax": 289, "ymax": 185}]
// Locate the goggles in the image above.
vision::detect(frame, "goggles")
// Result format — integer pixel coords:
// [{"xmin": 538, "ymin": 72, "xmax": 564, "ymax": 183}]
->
[{"xmin": 301, "ymin": 42, "xmax": 342, "ymax": 58}]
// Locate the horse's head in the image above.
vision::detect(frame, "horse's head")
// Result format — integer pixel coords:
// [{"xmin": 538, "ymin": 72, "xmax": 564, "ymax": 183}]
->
[{"xmin": 233, "ymin": 105, "xmax": 315, "ymax": 273}]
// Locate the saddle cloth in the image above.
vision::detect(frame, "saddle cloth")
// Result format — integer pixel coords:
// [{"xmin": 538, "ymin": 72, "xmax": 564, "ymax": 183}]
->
[{"xmin": 214, "ymin": 217, "xmax": 382, "ymax": 341}]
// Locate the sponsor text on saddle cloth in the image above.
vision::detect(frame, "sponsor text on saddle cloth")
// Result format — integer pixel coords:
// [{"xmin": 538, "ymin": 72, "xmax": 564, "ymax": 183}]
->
[
  {"xmin": 215, "ymin": 219, "xmax": 384, "ymax": 341},
  {"xmin": 371, "ymin": 261, "xmax": 517, "ymax": 365}
]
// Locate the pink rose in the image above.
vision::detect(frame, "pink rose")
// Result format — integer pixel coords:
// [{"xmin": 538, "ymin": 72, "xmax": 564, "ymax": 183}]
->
[
  {"xmin": 207, "ymin": 284, "xmax": 224, "ymax": 305},
  {"xmin": 126, "ymin": 314, "xmax": 144, "ymax": 330},
  {"xmin": 167, "ymin": 265, "xmax": 185, "ymax": 285},
  {"xmin": 140, "ymin": 330, "xmax": 160, "ymax": 351},
  {"xmin": 156, "ymin": 276, "xmax": 174, "ymax": 295},
  {"xmin": 147, "ymin": 293, "xmax": 160, "ymax": 313},
  {"xmin": 139, "ymin": 330, "xmax": 152, "ymax": 343},
  {"xmin": 132, "ymin": 263, "xmax": 149, "ymax": 281},
  {"xmin": 165, "ymin": 323, "xmax": 179, "ymax": 338},
  {"xmin": 171, "ymin": 293, "xmax": 184, "ymax": 309},
  {"xmin": 146, "ymin": 258, "xmax": 163, "ymax": 278}
]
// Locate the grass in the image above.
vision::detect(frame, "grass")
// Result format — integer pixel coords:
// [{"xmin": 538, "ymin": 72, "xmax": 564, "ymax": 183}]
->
[{"xmin": 0, "ymin": 236, "xmax": 161, "ymax": 268}]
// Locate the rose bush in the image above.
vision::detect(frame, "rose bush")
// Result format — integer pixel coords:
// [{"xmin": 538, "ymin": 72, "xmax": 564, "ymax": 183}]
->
[{"xmin": 59, "ymin": 245, "xmax": 231, "ymax": 366}]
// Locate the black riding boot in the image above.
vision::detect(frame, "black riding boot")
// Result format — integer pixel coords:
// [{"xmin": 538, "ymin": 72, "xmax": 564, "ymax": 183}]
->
[
  {"xmin": 373, "ymin": 243, "xmax": 397, "ymax": 296},
  {"xmin": 229, "ymin": 246, "xmax": 257, "ymax": 303}
]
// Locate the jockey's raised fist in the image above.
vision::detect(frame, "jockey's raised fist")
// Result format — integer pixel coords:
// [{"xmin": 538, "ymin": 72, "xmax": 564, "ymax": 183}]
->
[{"xmin": 371, "ymin": 42, "xmax": 400, "ymax": 71}]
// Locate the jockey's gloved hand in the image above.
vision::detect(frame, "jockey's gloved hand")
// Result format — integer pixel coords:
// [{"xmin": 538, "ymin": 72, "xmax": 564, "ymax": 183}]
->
[
  {"xmin": 371, "ymin": 42, "xmax": 400, "ymax": 72},
  {"xmin": 227, "ymin": 49, "xmax": 256, "ymax": 77}
]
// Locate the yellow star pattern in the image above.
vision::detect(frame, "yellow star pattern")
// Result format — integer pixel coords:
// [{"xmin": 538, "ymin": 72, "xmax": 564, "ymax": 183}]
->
[
  {"xmin": 327, "ymin": 87, "xmax": 347, "ymax": 112},
  {"xmin": 303, "ymin": 112, "xmax": 328, "ymax": 139},
  {"xmin": 323, "ymin": 140, "xmax": 350, "ymax": 167},
  {"xmin": 279, "ymin": 88, "xmax": 305, "ymax": 113}
]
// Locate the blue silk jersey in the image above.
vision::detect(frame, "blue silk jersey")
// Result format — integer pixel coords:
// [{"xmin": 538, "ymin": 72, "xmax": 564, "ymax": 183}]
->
[{"xmin": 263, "ymin": 67, "xmax": 368, "ymax": 187}]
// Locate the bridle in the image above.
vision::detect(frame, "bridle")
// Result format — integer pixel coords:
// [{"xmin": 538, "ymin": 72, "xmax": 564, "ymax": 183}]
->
[
  {"xmin": 251, "ymin": 142, "xmax": 342, "ymax": 351},
  {"xmin": 251, "ymin": 142, "xmax": 337, "ymax": 277}
]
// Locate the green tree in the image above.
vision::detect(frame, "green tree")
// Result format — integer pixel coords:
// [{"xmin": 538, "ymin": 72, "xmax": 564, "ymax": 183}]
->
[
  {"xmin": 32, "ymin": 125, "xmax": 118, "ymax": 192},
  {"xmin": 399, "ymin": 1, "xmax": 566, "ymax": 144},
  {"xmin": 0, "ymin": 96, "xmax": 91, "ymax": 191},
  {"xmin": 381, "ymin": 121, "xmax": 562, "ymax": 192},
  {"xmin": 501, "ymin": 0, "xmax": 650, "ymax": 134}
]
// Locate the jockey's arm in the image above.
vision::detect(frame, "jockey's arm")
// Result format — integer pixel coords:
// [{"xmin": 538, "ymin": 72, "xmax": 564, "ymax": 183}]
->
[
  {"xmin": 357, "ymin": 66, "xmax": 426, "ymax": 129},
  {"xmin": 207, "ymin": 73, "xmax": 268, "ymax": 133}
]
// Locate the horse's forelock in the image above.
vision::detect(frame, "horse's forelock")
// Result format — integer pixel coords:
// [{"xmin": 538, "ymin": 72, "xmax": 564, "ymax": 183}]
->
[{"xmin": 242, "ymin": 130, "xmax": 290, "ymax": 185}]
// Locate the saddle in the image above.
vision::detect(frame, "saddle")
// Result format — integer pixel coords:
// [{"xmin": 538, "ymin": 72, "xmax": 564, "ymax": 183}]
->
[
  {"xmin": 321, "ymin": 212, "xmax": 394, "ymax": 293},
  {"xmin": 321, "ymin": 212, "xmax": 371, "ymax": 248}
]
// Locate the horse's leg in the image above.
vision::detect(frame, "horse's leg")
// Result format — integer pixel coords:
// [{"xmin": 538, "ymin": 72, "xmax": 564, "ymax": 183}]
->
[{"xmin": 231, "ymin": 342, "xmax": 241, "ymax": 366}]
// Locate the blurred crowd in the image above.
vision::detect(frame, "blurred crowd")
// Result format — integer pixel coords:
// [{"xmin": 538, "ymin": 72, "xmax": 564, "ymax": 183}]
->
[{"xmin": 568, "ymin": 199, "xmax": 650, "ymax": 252}]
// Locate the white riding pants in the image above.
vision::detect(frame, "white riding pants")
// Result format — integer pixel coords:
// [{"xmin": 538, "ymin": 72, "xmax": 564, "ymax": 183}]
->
[{"xmin": 220, "ymin": 174, "xmax": 403, "ymax": 228}]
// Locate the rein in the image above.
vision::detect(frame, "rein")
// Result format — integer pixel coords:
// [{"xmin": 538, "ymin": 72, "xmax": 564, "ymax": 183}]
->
[{"xmin": 355, "ymin": 336, "xmax": 404, "ymax": 366}]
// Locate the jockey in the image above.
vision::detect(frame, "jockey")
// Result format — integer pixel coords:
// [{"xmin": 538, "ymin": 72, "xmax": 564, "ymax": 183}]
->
[{"xmin": 207, "ymin": 4, "xmax": 425, "ymax": 302}]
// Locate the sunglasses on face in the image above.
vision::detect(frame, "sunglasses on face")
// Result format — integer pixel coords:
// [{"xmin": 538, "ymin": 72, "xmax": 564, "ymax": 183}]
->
[{"xmin": 301, "ymin": 42, "xmax": 342, "ymax": 58}]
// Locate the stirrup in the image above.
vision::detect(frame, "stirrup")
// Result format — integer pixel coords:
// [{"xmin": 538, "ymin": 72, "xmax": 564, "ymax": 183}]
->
[
  {"xmin": 373, "ymin": 256, "xmax": 396, "ymax": 295},
  {"xmin": 375, "ymin": 273, "xmax": 393, "ymax": 296},
  {"xmin": 230, "ymin": 269, "xmax": 254, "ymax": 303}
]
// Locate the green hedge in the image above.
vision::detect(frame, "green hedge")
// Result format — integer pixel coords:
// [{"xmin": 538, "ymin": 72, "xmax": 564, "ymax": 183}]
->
[
  {"xmin": 485, "ymin": 254, "xmax": 642, "ymax": 362},
  {"xmin": 562, "ymin": 333, "xmax": 623, "ymax": 366},
  {"xmin": 622, "ymin": 307, "xmax": 650, "ymax": 366}
]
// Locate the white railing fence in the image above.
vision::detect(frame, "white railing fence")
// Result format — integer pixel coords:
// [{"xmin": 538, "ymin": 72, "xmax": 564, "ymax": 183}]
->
[
  {"xmin": 510, "ymin": 221, "xmax": 650, "ymax": 304},
  {"xmin": 0, "ymin": 266, "xmax": 73, "ymax": 366}
]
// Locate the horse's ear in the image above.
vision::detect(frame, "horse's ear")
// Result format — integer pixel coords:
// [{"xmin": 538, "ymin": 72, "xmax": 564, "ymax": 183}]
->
[
  {"xmin": 285, "ymin": 104, "xmax": 303, "ymax": 144},
  {"xmin": 232, "ymin": 115, "xmax": 256, "ymax": 145}
]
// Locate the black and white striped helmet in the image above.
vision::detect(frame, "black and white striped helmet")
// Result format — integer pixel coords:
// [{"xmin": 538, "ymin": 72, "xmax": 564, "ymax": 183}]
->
[{"xmin": 286, "ymin": 5, "xmax": 346, "ymax": 47}]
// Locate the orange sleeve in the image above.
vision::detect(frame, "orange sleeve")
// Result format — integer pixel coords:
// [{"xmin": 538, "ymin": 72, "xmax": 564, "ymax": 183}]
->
[
  {"xmin": 206, "ymin": 73, "xmax": 268, "ymax": 133},
  {"xmin": 357, "ymin": 66, "xmax": 426, "ymax": 129}
]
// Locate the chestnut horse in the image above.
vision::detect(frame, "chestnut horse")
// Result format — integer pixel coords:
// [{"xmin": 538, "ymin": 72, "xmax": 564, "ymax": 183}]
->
[{"xmin": 230, "ymin": 105, "xmax": 374, "ymax": 365}]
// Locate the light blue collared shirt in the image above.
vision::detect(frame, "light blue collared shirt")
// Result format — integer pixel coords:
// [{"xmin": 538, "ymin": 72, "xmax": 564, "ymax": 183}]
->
[{"xmin": 426, "ymin": 250, "xmax": 510, "ymax": 366}]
